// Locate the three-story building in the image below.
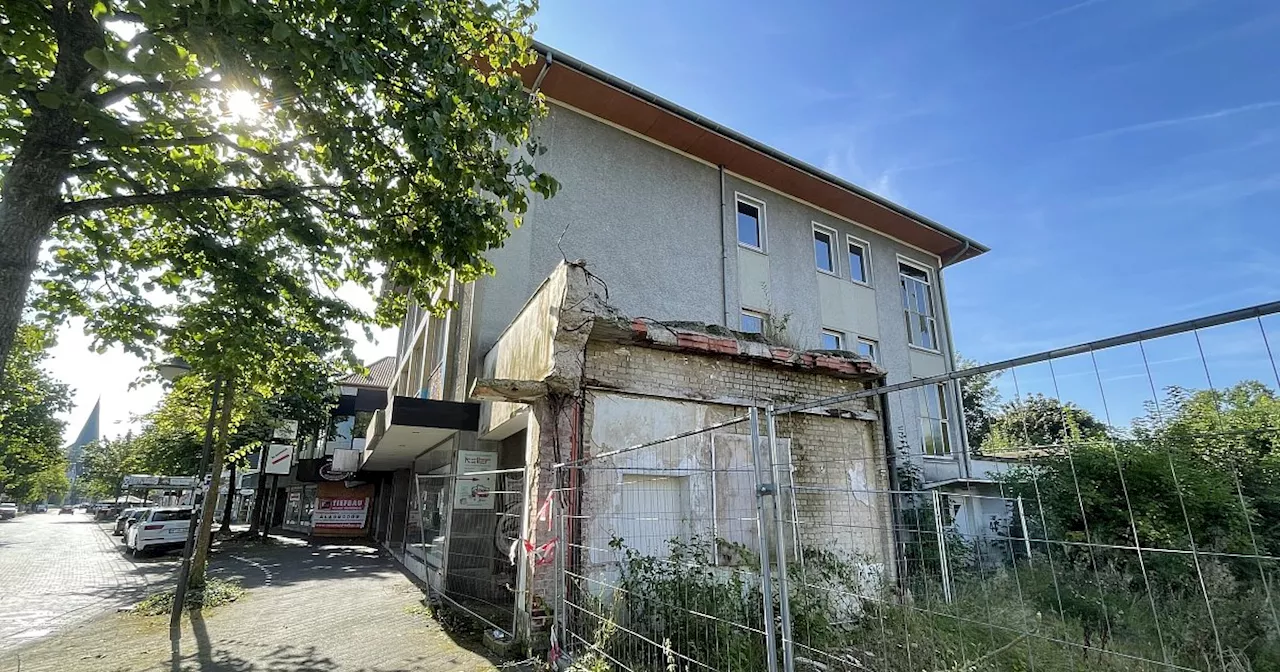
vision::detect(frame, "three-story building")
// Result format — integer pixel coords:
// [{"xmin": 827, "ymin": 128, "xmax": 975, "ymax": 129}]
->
[{"xmin": 358, "ymin": 43, "xmax": 991, "ymax": 630}]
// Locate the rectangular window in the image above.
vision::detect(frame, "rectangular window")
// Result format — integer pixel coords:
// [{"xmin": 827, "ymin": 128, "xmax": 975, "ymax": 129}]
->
[
  {"xmin": 900, "ymin": 262, "xmax": 938, "ymax": 350},
  {"xmin": 848, "ymin": 236, "xmax": 870, "ymax": 284},
  {"xmin": 813, "ymin": 224, "xmax": 836, "ymax": 274},
  {"xmin": 740, "ymin": 310, "xmax": 766, "ymax": 334},
  {"xmin": 855, "ymin": 338, "xmax": 878, "ymax": 362},
  {"xmin": 820, "ymin": 329, "xmax": 843, "ymax": 350},
  {"xmin": 737, "ymin": 197, "xmax": 763, "ymax": 250},
  {"xmin": 918, "ymin": 383, "xmax": 952, "ymax": 456}
]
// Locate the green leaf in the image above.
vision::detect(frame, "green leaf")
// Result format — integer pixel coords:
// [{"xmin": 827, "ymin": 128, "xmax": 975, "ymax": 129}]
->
[
  {"xmin": 272, "ymin": 22, "xmax": 291, "ymax": 41},
  {"xmin": 35, "ymin": 90, "xmax": 62, "ymax": 109},
  {"xmin": 85, "ymin": 48, "xmax": 109, "ymax": 71}
]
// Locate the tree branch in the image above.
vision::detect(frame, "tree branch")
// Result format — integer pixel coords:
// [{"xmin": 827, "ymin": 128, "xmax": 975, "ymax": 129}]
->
[
  {"xmin": 83, "ymin": 133, "xmax": 314, "ymax": 160},
  {"xmin": 96, "ymin": 75, "xmax": 221, "ymax": 107},
  {"xmin": 59, "ymin": 185, "xmax": 337, "ymax": 217}
]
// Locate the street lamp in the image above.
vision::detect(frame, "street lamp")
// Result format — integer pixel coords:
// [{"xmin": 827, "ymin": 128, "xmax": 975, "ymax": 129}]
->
[
  {"xmin": 154, "ymin": 357, "xmax": 222, "ymax": 645},
  {"xmin": 156, "ymin": 358, "xmax": 193, "ymax": 383}
]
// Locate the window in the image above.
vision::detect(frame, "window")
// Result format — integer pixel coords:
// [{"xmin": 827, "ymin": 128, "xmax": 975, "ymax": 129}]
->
[
  {"xmin": 855, "ymin": 338, "xmax": 878, "ymax": 362},
  {"xmin": 736, "ymin": 197, "xmax": 763, "ymax": 250},
  {"xmin": 820, "ymin": 329, "xmax": 843, "ymax": 350},
  {"xmin": 848, "ymin": 236, "xmax": 870, "ymax": 284},
  {"xmin": 813, "ymin": 224, "xmax": 836, "ymax": 274},
  {"xmin": 740, "ymin": 310, "xmax": 766, "ymax": 334},
  {"xmin": 918, "ymin": 383, "xmax": 952, "ymax": 456},
  {"xmin": 899, "ymin": 262, "xmax": 938, "ymax": 350},
  {"xmin": 152, "ymin": 509, "xmax": 193, "ymax": 522}
]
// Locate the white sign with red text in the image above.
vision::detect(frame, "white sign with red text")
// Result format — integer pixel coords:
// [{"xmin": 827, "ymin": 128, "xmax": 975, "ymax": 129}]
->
[
  {"xmin": 454, "ymin": 450, "xmax": 497, "ymax": 510},
  {"xmin": 313, "ymin": 496, "xmax": 368, "ymax": 529},
  {"xmin": 264, "ymin": 444, "xmax": 294, "ymax": 475}
]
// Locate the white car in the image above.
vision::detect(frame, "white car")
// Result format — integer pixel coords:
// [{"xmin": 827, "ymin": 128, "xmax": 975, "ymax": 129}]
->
[{"xmin": 125, "ymin": 507, "xmax": 194, "ymax": 556}]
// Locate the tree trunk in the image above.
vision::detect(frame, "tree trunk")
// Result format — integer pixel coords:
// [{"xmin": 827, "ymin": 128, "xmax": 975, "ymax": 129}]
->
[
  {"xmin": 0, "ymin": 0, "xmax": 102, "ymax": 370},
  {"xmin": 247, "ymin": 446, "xmax": 268, "ymax": 535},
  {"xmin": 190, "ymin": 379, "xmax": 236, "ymax": 587},
  {"xmin": 219, "ymin": 461, "xmax": 237, "ymax": 533}
]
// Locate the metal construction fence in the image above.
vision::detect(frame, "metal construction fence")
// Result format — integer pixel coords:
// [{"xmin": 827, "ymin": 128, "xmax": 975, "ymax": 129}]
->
[
  {"xmin": 409, "ymin": 467, "xmax": 526, "ymax": 638},
  {"xmin": 549, "ymin": 300, "xmax": 1280, "ymax": 672}
]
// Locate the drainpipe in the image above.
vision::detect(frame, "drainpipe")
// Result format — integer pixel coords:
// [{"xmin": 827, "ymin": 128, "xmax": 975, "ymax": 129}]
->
[
  {"xmin": 719, "ymin": 165, "xmax": 732, "ymax": 327},
  {"xmin": 937, "ymin": 241, "xmax": 971, "ymax": 479}
]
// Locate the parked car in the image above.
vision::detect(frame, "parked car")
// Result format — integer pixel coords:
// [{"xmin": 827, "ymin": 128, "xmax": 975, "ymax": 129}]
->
[
  {"xmin": 0, "ymin": 502, "xmax": 18, "ymax": 520},
  {"xmin": 113, "ymin": 508, "xmax": 137, "ymax": 535},
  {"xmin": 116, "ymin": 508, "xmax": 150, "ymax": 535},
  {"xmin": 34, "ymin": 504, "xmax": 48, "ymax": 513},
  {"xmin": 124, "ymin": 508, "xmax": 194, "ymax": 556},
  {"xmin": 58, "ymin": 505, "xmax": 75, "ymax": 514}
]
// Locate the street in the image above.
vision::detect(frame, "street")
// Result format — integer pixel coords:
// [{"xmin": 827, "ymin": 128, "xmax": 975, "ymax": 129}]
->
[
  {"xmin": 0, "ymin": 511, "xmax": 175, "ymax": 651},
  {"xmin": 0, "ymin": 512, "xmax": 497, "ymax": 671}
]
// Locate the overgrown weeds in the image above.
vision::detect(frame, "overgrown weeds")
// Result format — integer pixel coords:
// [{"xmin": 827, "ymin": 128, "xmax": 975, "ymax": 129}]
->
[
  {"xmin": 566, "ymin": 536, "xmax": 1279, "ymax": 672},
  {"xmin": 131, "ymin": 578, "xmax": 245, "ymax": 616}
]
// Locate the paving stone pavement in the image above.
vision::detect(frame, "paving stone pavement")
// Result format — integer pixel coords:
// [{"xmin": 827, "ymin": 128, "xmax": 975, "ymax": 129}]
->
[
  {"xmin": 0, "ymin": 512, "xmax": 177, "ymax": 651},
  {"xmin": 1, "ymin": 533, "xmax": 500, "ymax": 672}
]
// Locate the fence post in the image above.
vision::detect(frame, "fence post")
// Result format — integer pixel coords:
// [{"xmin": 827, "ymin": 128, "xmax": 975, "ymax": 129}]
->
[
  {"xmin": 766, "ymin": 406, "xmax": 797, "ymax": 672},
  {"xmin": 553, "ymin": 468, "xmax": 568, "ymax": 660},
  {"xmin": 749, "ymin": 407, "xmax": 781, "ymax": 672},
  {"xmin": 1016, "ymin": 495, "xmax": 1032, "ymax": 565},
  {"xmin": 931, "ymin": 490, "xmax": 953, "ymax": 604}
]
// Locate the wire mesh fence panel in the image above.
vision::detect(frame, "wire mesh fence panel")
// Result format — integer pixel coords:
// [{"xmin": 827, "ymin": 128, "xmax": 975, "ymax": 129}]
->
[
  {"xmin": 766, "ymin": 302, "xmax": 1280, "ymax": 672},
  {"xmin": 555, "ymin": 414, "xmax": 788, "ymax": 672},
  {"xmin": 418, "ymin": 467, "xmax": 526, "ymax": 637}
]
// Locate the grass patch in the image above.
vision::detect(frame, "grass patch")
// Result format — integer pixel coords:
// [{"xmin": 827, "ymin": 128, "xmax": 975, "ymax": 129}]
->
[{"xmin": 131, "ymin": 578, "xmax": 246, "ymax": 616}]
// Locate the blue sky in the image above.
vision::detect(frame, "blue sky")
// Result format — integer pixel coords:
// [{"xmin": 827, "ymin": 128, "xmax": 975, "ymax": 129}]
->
[
  {"xmin": 534, "ymin": 0, "xmax": 1280, "ymax": 423},
  {"xmin": 52, "ymin": 0, "xmax": 1280, "ymax": 441}
]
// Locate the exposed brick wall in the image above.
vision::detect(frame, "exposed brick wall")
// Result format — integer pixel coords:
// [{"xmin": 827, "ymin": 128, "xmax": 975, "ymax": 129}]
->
[
  {"xmin": 575, "ymin": 340, "xmax": 895, "ymax": 581},
  {"xmin": 583, "ymin": 340, "xmax": 875, "ymax": 413}
]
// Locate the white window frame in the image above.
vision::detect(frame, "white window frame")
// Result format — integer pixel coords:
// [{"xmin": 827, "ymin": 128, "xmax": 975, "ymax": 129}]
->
[
  {"xmin": 918, "ymin": 382, "xmax": 953, "ymax": 457},
  {"xmin": 820, "ymin": 329, "xmax": 844, "ymax": 350},
  {"xmin": 812, "ymin": 223, "xmax": 839, "ymax": 276},
  {"xmin": 847, "ymin": 234, "xmax": 872, "ymax": 286},
  {"xmin": 855, "ymin": 337, "xmax": 878, "ymax": 362},
  {"xmin": 740, "ymin": 309, "xmax": 767, "ymax": 334},
  {"xmin": 735, "ymin": 193, "xmax": 766, "ymax": 253},
  {"xmin": 899, "ymin": 256, "xmax": 941, "ymax": 353}
]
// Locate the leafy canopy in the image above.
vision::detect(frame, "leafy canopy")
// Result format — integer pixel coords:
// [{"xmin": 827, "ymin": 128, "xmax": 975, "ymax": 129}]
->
[
  {"xmin": 0, "ymin": 0, "xmax": 557, "ymax": 373},
  {"xmin": 0, "ymin": 324, "xmax": 73, "ymax": 502}
]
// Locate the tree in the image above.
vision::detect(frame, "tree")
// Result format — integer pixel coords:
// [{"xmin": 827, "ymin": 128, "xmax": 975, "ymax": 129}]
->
[
  {"xmin": 955, "ymin": 355, "xmax": 1001, "ymax": 449},
  {"xmin": 0, "ymin": 324, "xmax": 72, "ymax": 502},
  {"xmin": 0, "ymin": 0, "xmax": 557, "ymax": 370},
  {"xmin": 984, "ymin": 393, "xmax": 1109, "ymax": 452},
  {"xmin": 79, "ymin": 434, "xmax": 138, "ymax": 500}
]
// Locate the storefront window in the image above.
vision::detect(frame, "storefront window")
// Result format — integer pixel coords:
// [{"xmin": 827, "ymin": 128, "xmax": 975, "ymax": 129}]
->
[
  {"xmin": 300, "ymin": 485, "xmax": 317, "ymax": 525},
  {"xmin": 285, "ymin": 489, "xmax": 301, "ymax": 526},
  {"xmin": 404, "ymin": 478, "xmax": 423, "ymax": 564}
]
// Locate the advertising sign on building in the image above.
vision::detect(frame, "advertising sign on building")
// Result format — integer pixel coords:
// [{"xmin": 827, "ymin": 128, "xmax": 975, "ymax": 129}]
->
[
  {"xmin": 264, "ymin": 443, "xmax": 294, "ymax": 475},
  {"xmin": 313, "ymin": 496, "xmax": 369, "ymax": 529},
  {"xmin": 454, "ymin": 450, "xmax": 497, "ymax": 510}
]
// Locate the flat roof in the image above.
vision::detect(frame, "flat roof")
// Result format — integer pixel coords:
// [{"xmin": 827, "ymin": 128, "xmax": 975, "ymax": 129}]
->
[{"xmin": 524, "ymin": 43, "xmax": 989, "ymax": 266}]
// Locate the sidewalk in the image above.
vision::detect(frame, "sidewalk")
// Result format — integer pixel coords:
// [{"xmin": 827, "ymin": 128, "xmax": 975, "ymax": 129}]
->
[{"xmin": 3, "ymin": 539, "xmax": 498, "ymax": 672}]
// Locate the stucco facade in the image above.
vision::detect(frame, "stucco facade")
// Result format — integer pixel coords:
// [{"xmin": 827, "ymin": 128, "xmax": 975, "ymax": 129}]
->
[{"xmin": 394, "ymin": 102, "xmax": 971, "ymax": 485}]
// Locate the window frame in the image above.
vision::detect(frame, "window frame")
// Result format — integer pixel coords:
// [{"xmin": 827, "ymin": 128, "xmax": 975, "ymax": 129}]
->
[
  {"xmin": 898, "ymin": 257, "xmax": 941, "ymax": 353},
  {"xmin": 846, "ymin": 234, "xmax": 872, "ymax": 286},
  {"xmin": 820, "ymin": 329, "xmax": 844, "ymax": 350},
  {"xmin": 812, "ymin": 223, "xmax": 839, "ymax": 276},
  {"xmin": 917, "ymin": 382, "xmax": 953, "ymax": 457},
  {"xmin": 855, "ymin": 337, "xmax": 879, "ymax": 362},
  {"xmin": 740, "ymin": 309, "xmax": 767, "ymax": 334},
  {"xmin": 735, "ymin": 194, "xmax": 767, "ymax": 253}
]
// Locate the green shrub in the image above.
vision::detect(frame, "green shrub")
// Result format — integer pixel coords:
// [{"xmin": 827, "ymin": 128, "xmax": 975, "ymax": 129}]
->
[{"xmin": 131, "ymin": 578, "xmax": 245, "ymax": 616}]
